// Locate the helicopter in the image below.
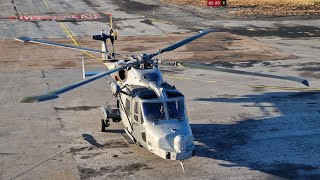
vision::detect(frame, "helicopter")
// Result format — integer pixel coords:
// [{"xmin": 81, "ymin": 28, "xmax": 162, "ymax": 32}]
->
[{"xmin": 15, "ymin": 16, "xmax": 309, "ymax": 161}]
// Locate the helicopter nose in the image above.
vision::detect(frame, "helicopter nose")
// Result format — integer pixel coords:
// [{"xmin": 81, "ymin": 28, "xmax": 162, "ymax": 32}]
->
[{"xmin": 174, "ymin": 135, "xmax": 187, "ymax": 153}]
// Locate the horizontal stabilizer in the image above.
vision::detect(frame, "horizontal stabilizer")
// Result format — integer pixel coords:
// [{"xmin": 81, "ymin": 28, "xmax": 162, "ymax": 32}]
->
[
  {"xmin": 93, "ymin": 35, "xmax": 103, "ymax": 41},
  {"xmin": 93, "ymin": 33, "xmax": 110, "ymax": 41}
]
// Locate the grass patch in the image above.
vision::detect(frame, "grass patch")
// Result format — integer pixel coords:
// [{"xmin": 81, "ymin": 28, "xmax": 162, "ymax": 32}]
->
[{"xmin": 162, "ymin": 0, "xmax": 320, "ymax": 16}]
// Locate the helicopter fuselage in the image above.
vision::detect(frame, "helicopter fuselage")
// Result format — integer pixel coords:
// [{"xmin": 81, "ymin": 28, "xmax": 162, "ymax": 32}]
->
[{"xmin": 109, "ymin": 64, "xmax": 195, "ymax": 160}]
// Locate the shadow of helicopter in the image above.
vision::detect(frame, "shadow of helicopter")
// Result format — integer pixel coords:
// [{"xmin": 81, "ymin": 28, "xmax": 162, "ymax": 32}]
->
[
  {"xmin": 191, "ymin": 91, "xmax": 320, "ymax": 179},
  {"xmin": 82, "ymin": 134, "xmax": 103, "ymax": 148}
]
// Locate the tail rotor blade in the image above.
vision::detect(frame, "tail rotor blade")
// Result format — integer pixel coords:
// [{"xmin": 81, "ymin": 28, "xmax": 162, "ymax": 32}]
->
[
  {"xmin": 180, "ymin": 62, "xmax": 309, "ymax": 87},
  {"xmin": 109, "ymin": 14, "xmax": 113, "ymax": 30},
  {"xmin": 113, "ymin": 30, "xmax": 118, "ymax": 40}
]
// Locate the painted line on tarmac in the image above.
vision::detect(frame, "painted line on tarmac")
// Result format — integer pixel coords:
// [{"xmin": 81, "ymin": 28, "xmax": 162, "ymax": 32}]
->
[
  {"xmin": 42, "ymin": 0, "xmax": 50, "ymax": 9},
  {"xmin": 40, "ymin": 0, "xmax": 102, "ymax": 61},
  {"xmin": 59, "ymin": 22, "xmax": 102, "ymax": 61}
]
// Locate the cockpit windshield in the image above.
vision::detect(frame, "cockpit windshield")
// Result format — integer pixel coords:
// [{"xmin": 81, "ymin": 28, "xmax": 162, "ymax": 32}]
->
[
  {"xmin": 167, "ymin": 100, "xmax": 185, "ymax": 119},
  {"xmin": 142, "ymin": 102, "xmax": 166, "ymax": 121},
  {"xmin": 141, "ymin": 99, "xmax": 185, "ymax": 121}
]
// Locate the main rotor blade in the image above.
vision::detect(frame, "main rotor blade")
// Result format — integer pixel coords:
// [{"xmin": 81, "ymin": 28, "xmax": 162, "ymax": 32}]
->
[
  {"xmin": 21, "ymin": 67, "xmax": 124, "ymax": 103},
  {"xmin": 180, "ymin": 62, "xmax": 309, "ymax": 87},
  {"xmin": 150, "ymin": 29, "xmax": 216, "ymax": 58},
  {"xmin": 16, "ymin": 36, "xmax": 107, "ymax": 54}
]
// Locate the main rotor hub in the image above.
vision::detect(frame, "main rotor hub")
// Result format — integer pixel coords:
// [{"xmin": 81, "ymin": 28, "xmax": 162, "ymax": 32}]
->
[{"xmin": 138, "ymin": 53, "xmax": 150, "ymax": 62}]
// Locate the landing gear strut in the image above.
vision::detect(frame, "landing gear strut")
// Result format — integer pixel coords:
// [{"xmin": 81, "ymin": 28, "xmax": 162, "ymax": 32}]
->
[
  {"xmin": 99, "ymin": 102, "xmax": 121, "ymax": 132},
  {"xmin": 100, "ymin": 119, "xmax": 109, "ymax": 132}
]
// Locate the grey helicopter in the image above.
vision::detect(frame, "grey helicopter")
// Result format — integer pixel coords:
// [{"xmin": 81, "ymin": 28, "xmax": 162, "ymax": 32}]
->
[{"xmin": 15, "ymin": 16, "xmax": 309, "ymax": 161}]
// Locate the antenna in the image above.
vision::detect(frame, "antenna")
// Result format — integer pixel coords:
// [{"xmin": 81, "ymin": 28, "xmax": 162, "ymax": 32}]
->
[
  {"xmin": 81, "ymin": 57, "xmax": 85, "ymax": 79},
  {"xmin": 179, "ymin": 160, "xmax": 185, "ymax": 173}
]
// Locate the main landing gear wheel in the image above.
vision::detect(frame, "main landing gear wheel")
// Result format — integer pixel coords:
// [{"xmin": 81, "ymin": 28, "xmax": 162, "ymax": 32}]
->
[{"xmin": 100, "ymin": 119, "xmax": 109, "ymax": 132}]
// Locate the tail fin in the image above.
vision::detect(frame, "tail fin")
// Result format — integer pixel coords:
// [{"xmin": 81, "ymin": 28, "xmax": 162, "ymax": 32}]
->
[{"xmin": 92, "ymin": 14, "xmax": 117, "ymax": 61}]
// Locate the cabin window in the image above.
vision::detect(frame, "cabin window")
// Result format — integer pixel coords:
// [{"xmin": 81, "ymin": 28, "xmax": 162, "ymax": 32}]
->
[
  {"xmin": 125, "ymin": 98, "xmax": 130, "ymax": 115},
  {"xmin": 134, "ymin": 101, "xmax": 138, "ymax": 122},
  {"xmin": 167, "ymin": 100, "xmax": 185, "ymax": 119}
]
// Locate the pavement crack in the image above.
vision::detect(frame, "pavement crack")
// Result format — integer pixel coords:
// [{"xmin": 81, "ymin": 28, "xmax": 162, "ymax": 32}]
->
[
  {"xmin": 40, "ymin": 70, "xmax": 64, "ymax": 129},
  {"xmin": 41, "ymin": 70, "xmax": 46, "ymax": 78},
  {"xmin": 55, "ymin": 117, "xmax": 64, "ymax": 128},
  {"xmin": 9, "ymin": 148, "xmax": 69, "ymax": 180},
  {"xmin": 40, "ymin": 69, "xmax": 51, "ymax": 90}
]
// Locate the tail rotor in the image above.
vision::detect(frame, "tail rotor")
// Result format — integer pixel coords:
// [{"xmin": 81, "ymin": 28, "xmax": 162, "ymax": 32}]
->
[
  {"xmin": 92, "ymin": 14, "xmax": 118, "ymax": 61},
  {"xmin": 109, "ymin": 14, "xmax": 118, "ymax": 59}
]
